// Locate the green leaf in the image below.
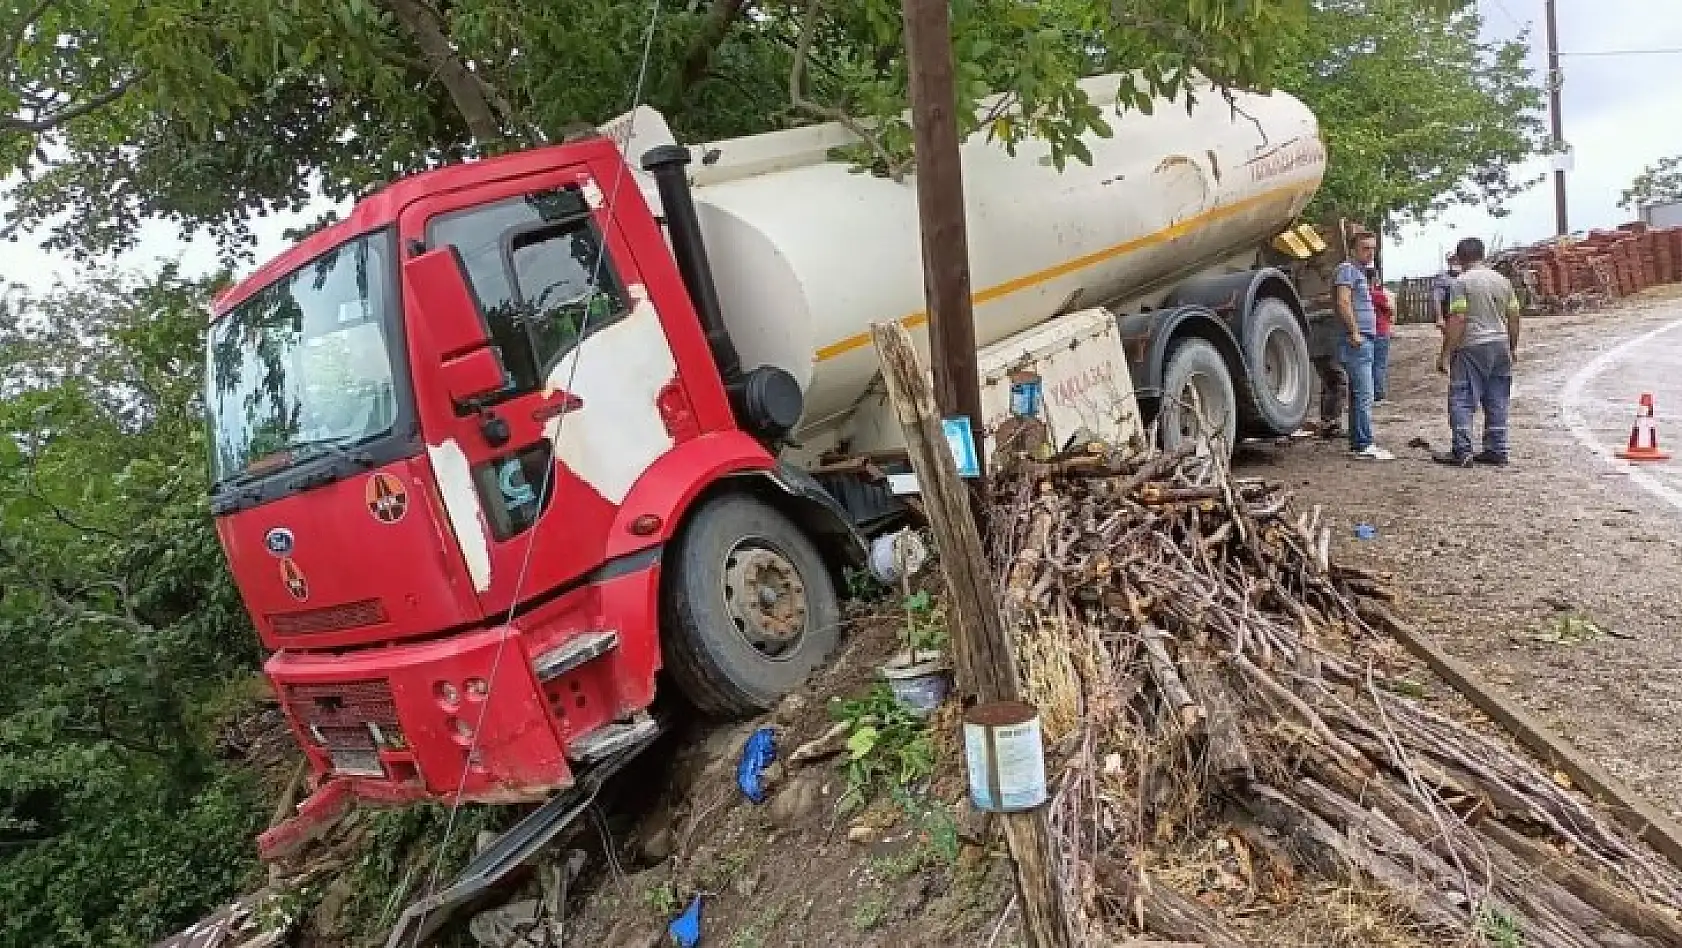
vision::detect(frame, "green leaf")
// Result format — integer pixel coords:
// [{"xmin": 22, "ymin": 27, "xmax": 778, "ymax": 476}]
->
[{"xmin": 847, "ymin": 725, "xmax": 880, "ymax": 760}]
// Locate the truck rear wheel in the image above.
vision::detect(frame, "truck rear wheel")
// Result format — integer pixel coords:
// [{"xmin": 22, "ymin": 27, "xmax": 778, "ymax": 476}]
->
[
  {"xmin": 661, "ymin": 493, "xmax": 841, "ymax": 717},
  {"xmin": 1158, "ymin": 338, "xmax": 1238, "ymax": 457},
  {"xmin": 1241, "ymin": 297, "xmax": 1312, "ymax": 436}
]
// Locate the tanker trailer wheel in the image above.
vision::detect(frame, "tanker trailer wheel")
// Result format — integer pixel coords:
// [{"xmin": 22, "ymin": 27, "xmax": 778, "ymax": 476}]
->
[
  {"xmin": 1157, "ymin": 338, "xmax": 1238, "ymax": 458},
  {"xmin": 1241, "ymin": 297, "xmax": 1312, "ymax": 436},
  {"xmin": 661, "ymin": 493, "xmax": 842, "ymax": 717}
]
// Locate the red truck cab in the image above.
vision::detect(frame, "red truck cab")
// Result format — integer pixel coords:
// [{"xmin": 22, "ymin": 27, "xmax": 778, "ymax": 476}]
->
[{"xmin": 207, "ymin": 137, "xmax": 860, "ymax": 857}]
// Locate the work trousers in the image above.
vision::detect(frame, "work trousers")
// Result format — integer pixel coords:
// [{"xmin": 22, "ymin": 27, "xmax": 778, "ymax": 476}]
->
[
  {"xmin": 1448, "ymin": 340, "xmax": 1512, "ymax": 460},
  {"xmin": 1312, "ymin": 355, "xmax": 1348, "ymax": 426}
]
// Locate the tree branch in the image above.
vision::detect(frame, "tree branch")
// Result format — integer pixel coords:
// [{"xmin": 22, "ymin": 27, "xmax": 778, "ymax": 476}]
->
[
  {"xmin": 679, "ymin": 0, "xmax": 750, "ymax": 92},
  {"xmin": 2, "ymin": 0, "xmax": 57, "ymax": 70},
  {"xmin": 788, "ymin": 0, "xmax": 906, "ymax": 180},
  {"xmin": 378, "ymin": 0, "xmax": 513, "ymax": 147},
  {"xmin": 1, "ymin": 73, "xmax": 146, "ymax": 133}
]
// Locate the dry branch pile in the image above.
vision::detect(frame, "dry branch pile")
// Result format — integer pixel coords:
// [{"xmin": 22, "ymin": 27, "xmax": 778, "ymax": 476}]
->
[{"xmin": 989, "ymin": 444, "xmax": 1682, "ymax": 947}]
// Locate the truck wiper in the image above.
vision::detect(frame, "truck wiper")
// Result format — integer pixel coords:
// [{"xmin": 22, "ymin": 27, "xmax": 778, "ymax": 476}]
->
[
  {"xmin": 284, "ymin": 438, "xmax": 378, "ymax": 492},
  {"xmin": 289, "ymin": 436, "xmax": 377, "ymax": 469}
]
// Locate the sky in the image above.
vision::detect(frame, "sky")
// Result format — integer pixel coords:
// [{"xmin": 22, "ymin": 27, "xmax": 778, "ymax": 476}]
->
[{"xmin": 0, "ymin": 0, "xmax": 1675, "ymax": 292}]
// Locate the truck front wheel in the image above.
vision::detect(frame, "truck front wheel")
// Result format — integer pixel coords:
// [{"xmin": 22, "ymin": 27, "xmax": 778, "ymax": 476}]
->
[
  {"xmin": 1158, "ymin": 338, "xmax": 1238, "ymax": 457},
  {"xmin": 661, "ymin": 493, "xmax": 842, "ymax": 717}
]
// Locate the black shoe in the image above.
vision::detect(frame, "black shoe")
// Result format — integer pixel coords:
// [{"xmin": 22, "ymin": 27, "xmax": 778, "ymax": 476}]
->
[
  {"xmin": 1473, "ymin": 451, "xmax": 1509, "ymax": 467},
  {"xmin": 1319, "ymin": 424, "xmax": 1344, "ymax": 440},
  {"xmin": 1432, "ymin": 450, "xmax": 1473, "ymax": 467}
]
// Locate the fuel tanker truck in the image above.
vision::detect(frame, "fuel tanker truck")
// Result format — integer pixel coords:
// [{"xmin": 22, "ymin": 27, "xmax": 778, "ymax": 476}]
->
[{"xmin": 205, "ymin": 72, "xmax": 1327, "ymax": 896}]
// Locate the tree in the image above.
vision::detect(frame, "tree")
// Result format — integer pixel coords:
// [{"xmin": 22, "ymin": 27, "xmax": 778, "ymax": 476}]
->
[
  {"xmin": 1273, "ymin": 0, "xmax": 1545, "ymax": 232},
  {"xmin": 0, "ymin": 268, "xmax": 268, "ymax": 946},
  {"xmin": 1620, "ymin": 156, "xmax": 1682, "ymax": 212},
  {"xmin": 4, "ymin": 0, "xmax": 1499, "ymax": 260}
]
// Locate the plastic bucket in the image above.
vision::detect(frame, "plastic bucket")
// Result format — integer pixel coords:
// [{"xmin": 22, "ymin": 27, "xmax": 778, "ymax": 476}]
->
[
  {"xmin": 880, "ymin": 657, "xmax": 951, "ymax": 718},
  {"xmin": 963, "ymin": 701, "xmax": 1048, "ymax": 813}
]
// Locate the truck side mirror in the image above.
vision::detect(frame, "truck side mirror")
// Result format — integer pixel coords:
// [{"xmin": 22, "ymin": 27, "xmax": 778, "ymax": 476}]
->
[{"xmin": 403, "ymin": 246, "xmax": 507, "ymax": 404}]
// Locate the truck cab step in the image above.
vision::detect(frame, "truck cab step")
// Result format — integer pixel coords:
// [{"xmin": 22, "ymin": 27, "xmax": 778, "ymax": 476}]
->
[
  {"xmin": 567, "ymin": 713, "xmax": 659, "ymax": 765},
  {"xmin": 533, "ymin": 630, "xmax": 618, "ymax": 683}
]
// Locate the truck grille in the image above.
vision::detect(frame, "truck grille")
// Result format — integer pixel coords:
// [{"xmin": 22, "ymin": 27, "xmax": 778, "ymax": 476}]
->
[
  {"xmin": 269, "ymin": 599, "xmax": 388, "ymax": 636},
  {"xmin": 284, "ymin": 680, "xmax": 406, "ymax": 770}
]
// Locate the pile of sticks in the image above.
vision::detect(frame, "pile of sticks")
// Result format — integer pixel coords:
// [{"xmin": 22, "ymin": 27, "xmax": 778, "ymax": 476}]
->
[{"xmin": 989, "ymin": 444, "xmax": 1682, "ymax": 947}]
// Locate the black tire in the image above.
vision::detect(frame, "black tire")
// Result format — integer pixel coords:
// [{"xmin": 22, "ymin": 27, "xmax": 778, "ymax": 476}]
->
[
  {"xmin": 1240, "ymin": 296, "xmax": 1312, "ymax": 436},
  {"xmin": 1158, "ymin": 337, "xmax": 1238, "ymax": 457},
  {"xmin": 661, "ymin": 493, "xmax": 842, "ymax": 717}
]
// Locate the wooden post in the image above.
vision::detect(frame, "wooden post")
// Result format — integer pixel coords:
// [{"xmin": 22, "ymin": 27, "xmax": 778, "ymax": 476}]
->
[
  {"xmin": 901, "ymin": 0, "xmax": 986, "ymax": 473},
  {"xmin": 872, "ymin": 322, "xmax": 1072, "ymax": 948}
]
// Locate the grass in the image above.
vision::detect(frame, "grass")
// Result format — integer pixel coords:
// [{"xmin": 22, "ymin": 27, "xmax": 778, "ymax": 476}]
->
[
  {"xmin": 642, "ymin": 880, "xmax": 680, "ymax": 919},
  {"xmin": 868, "ymin": 793, "xmax": 962, "ymax": 882},
  {"xmin": 1478, "ymin": 906, "xmax": 1525, "ymax": 947},
  {"xmin": 729, "ymin": 904, "xmax": 786, "ymax": 948},
  {"xmin": 1528, "ymin": 611, "xmax": 1604, "ymax": 645},
  {"xmin": 851, "ymin": 893, "xmax": 889, "ymax": 932}
]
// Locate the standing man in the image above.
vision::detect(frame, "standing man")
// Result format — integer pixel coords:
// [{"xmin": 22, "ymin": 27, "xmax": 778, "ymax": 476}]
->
[
  {"xmin": 1432, "ymin": 253, "xmax": 1462, "ymax": 332},
  {"xmin": 1434, "ymin": 237, "xmax": 1520, "ymax": 467},
  {"xmin": 1335, "ymin": 230, "xmax": 1394, "ymax": 460},
  {"xmin": 1369, "ymin": 266, "xmax": 1394, "ymax": 403}
]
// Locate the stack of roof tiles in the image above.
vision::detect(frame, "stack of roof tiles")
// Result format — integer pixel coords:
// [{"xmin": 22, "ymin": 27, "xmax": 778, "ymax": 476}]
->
[{"xmin": 1498, "ymin": 221, "xmax": 1682, "ymax": 310}]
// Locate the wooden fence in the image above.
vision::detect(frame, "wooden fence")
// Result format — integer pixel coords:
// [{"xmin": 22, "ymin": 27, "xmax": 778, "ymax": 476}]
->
[{"xmin": 1392, "ymin": 277, "xmax": 1439, "ymax": 325}]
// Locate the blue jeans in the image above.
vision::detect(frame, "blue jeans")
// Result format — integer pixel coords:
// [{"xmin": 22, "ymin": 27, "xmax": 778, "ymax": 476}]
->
[
  {"xmin": 1339, "ymin": 333, "xmax": 1376, "ymax": 451},
  {"xmin": 1449, "ymin": 341, "xmax": 1512, "ymax": 459},
  {"xmin": 1372, "ymin": 335, "xmax": 1391, "ymax": 401}
]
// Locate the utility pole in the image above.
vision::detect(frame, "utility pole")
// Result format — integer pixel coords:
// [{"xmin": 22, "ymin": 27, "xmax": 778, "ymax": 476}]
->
[
  {"xmin": 873, "ymin": 322, "xmax": 1072, "ymax": 948},
  {"xmin": 1545, "ymin": 0, "xmax": 1569, "ymax": 236},
  {"xmin": 901, "ymin": 0, "xmax": 986, "ymax": 471}
]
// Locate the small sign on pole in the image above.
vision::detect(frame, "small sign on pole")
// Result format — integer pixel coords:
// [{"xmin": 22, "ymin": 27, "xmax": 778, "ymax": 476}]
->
[{"xmin": 943, "ymin": 416, "xmax": 981, "ymax": 478}]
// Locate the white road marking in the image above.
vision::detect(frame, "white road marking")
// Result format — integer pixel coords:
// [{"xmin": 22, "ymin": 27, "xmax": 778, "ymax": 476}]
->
[{"xmin": 1560, "ymin": 315, "xmax": 1682, "ymax": 515}]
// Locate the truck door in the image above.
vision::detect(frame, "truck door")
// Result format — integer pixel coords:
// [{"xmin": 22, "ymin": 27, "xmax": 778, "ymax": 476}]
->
[{"xmin": 399, "ymin": 165, "xmax": 694, "ymax": 616}]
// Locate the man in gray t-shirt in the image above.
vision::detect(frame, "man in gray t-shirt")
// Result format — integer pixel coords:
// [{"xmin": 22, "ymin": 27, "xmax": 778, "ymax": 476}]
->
[{"xmin": 1435, "ymin": 237, "xmax": 1521, "ymax": 467}]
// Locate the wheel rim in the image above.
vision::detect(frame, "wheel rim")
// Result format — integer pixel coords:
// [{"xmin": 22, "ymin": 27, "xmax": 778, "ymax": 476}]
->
[
  {"xmin": 720, "ymin": 538, "xmax": 809, "ymax": 661},
  {"xmin": 1261, "ymin": 327, "xmax": 1304, "ymax": 405},
  {"xmin": 1177, "ymin": 371, "xmax": 1229, "ymax": 453}
]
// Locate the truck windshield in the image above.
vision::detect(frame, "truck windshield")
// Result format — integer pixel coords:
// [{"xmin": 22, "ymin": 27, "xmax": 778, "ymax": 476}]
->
[{"xmin": 207, "ymin": 232, "xmax": 401, "ymax": 484}]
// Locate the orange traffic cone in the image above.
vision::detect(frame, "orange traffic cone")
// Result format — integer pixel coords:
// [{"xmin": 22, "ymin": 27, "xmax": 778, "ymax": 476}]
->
[{"xmin": 1616, "ymin": 393, "xmax": 1672, "ymax": 461}]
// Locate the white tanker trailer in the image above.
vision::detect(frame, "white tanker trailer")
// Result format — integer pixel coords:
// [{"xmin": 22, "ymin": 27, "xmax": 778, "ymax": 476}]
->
[{"xmin": 606, "ymin": 72, "xmax": 1328, "ymax": 463}]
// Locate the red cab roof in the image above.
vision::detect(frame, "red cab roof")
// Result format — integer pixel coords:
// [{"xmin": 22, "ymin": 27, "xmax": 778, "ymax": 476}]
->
[{"xmin": 211, "ymin": 136, "xmax": 625, "ymax": 317}]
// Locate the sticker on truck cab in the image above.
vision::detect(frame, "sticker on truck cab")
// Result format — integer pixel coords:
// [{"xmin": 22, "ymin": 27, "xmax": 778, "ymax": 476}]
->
[{"xmin": 364, "ymin": 472, "xmax": 410, "ymax": 524}]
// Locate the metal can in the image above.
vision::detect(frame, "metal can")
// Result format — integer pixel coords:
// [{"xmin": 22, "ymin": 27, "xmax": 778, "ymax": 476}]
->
[{"xmin": 963, "ymin": 701, "xmax": 1048, "ymax": 813}]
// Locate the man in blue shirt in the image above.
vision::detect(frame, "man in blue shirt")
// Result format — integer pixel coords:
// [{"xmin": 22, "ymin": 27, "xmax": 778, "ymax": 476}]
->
[{"xmin": 1334, "ymin": 230, "xmax": 1394, "ymax": 460}]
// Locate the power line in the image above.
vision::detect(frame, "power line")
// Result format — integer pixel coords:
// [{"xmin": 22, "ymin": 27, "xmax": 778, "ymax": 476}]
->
[
  {"xmin": 1484, "ymin": 0, "xmax": 1528, "ymax": 32},
  {"xmin": 1559, "ymin": 47, "xmax": 1682, "ymax": 57}
]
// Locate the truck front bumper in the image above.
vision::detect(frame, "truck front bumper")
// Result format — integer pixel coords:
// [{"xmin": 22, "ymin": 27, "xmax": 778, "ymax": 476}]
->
[
  {"xmin": 257, "ymin": 556, "xmax": 666, "ymax": 862},
  {"xmin": 259, "ymin": 624, "xmax": 572, "ymax": 860}
]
